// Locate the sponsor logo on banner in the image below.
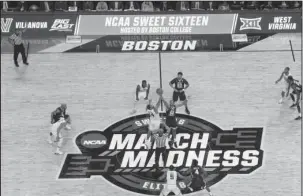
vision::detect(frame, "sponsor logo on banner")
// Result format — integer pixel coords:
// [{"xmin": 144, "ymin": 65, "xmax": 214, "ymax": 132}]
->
[
  {"xmin": 15, "ymin": 21, "xmax": 48, "ymax": 29},
  {"xmin": 50, "ymin": 19, "xmax": 74, "ymax": 32},
  {"xmin": 66, "ymin": 35, "xmax": 82, "ymax": 44},
  {"xmin": 58, "ymin": 113, "xmax": 264, "ymax": 195},
  {"xmin": 232, "ymin": 34, "xmax": 248, "ymax": 42},
  {"xmin": 239, "ymin": 18, "xmax": 262, "ymax": 31},
  {"xmin": 121, "ymin": 40, "xmax": 197, "ymax": 51},
  {"xmin": 1, "ymin": 18, "xmax": 13, "ymax": 33},
  {"xmin": 268, "ymin": 16, "xmax": 296, "ymax": 30}
]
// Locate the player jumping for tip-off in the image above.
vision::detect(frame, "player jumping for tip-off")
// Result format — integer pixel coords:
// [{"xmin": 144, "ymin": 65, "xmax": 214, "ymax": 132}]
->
[
  {"xmin": 160, "ymin": 94, "xmax": 187, "ymax": 148},
  {"xmin": 131, "ymin": 80, "xmax": 151, "ymax": 114},
  {"xmin": 145, "ymin": 98, "xmax": 170, "ymax": 149},
  {"xmin": 275, "ymin": 67, "xmax": 291, "ymax": 104}
]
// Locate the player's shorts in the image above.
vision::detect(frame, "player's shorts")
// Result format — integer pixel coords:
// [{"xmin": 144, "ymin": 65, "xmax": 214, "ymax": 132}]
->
[
  {"xmin": 173, "ymin": 91, "xmax": 186, "ymax": 102},
  {"xmin": 282, "ymin": 82, "xmax": 289, "ymax": 93},
  {"xmin": 161, "ymin": 185, "xmax": 181, "ymax": 196},
  {"xmin": 137, "ymin": 91, "xmax": 147, "ymax": 100},
  {"xmin": 50, "ymin": 121, "xmax": 64, "ymax": 139},
  {"xmin": 149, "ymin": 119, "xmax": 161, "ymax": 131},
  {"xmin": 188, "ymin": 178, "xmax": 206, "ymax": 191},
  {"xmin": 166, "ymin": 118, "xmax": 178, "ymax": 129}
]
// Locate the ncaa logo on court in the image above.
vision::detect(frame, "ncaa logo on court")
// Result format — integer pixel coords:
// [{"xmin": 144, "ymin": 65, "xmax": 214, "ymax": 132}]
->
[
  {"xmin": 240, "ymin": 17, "xmax": 262, "ymax": 31},
  {"xmin": 80, "ymin": 132, "xmax": 107, "ymax": 149},
  {"xmin": 58, "ymin": 114, "xmax": 264, "ymax": 195}
]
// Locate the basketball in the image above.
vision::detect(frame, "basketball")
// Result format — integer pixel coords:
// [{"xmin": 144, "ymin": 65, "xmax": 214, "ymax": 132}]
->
[{"xmin": 156, "ymin": 88, "xmax": 163, "ymax": 95}]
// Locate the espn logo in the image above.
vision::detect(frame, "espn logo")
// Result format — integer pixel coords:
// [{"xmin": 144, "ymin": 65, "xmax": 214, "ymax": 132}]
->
[
  {"xmin": 239, "ymin": 18, "xmax": 262, "ymax": 31},
  {"xmin": 80, "ymin": 132, "xmax": 107, "ymax": 149},
  {"xmin": 1, "ymin": 18, "xmax": 13, "ymax": 33}
]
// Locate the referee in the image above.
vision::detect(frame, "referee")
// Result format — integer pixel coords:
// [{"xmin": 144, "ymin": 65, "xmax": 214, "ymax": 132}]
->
[
  {"xmin": 8, "ymin": 29, "xmax": 29, "ymax": 67},
  {"xmin": 153, "ymin": 129, "xmax": 170, "ymax": 169}
]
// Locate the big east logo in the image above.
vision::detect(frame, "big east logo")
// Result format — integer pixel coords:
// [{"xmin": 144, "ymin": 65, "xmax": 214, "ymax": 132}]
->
[{"xmin": 58, "ymin": 114, "xmax": 264, "ymax": 195}]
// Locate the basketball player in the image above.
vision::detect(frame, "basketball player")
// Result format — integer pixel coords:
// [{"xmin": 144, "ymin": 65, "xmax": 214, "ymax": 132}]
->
[
  {"xmin": 286, "ymin": 76, "xmax": 302, "ymax": 120},
  {"xmin": 169, "ymin": 72, "xmax": 190, "ymax": 114},
  {"xmin": 185, "ymin": 160, "xmax": 213, "ymax": 196},
  {"xmin": 275, "ymin": 67, "xmax": 291, "ymax": 104},
  {"xmin": 145, "ymin": 99, "xmax": 161, "ymax": 148},
  {"xmin": 132, "ymin": 80, "xmax": 151, "ymax": 114},
  {"xmin": 160, "ymin": 95, "xmax": 187, "ymax": 148},
  {"xmin": 51, "ymin": 104, "xmax": 72, "ymax": 130},
  {"xmin": 48, "ymin": 117, "xmax": 69, "ymax": 155},
  {"xmin": 145, "ymin": 99, "xmax": 171, "ymax": 149},
  {"xmin": 159, "ymin": 165, "xmax": 183, "ymax": 196},
  {"xmin": 288, "ymin": 77, "xmax": 300, "ymax": 108}
]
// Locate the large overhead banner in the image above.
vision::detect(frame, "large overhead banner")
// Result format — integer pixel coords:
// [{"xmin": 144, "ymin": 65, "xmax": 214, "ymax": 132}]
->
[{"xmin": 77, "ymin": 14, "xmax": 237, "ymax": 35}]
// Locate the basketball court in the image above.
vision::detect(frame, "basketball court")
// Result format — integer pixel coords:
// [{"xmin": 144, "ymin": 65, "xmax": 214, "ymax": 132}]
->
[{"xmin": 1, "ymin": 36, "xmax": 302, "ymax": 196}]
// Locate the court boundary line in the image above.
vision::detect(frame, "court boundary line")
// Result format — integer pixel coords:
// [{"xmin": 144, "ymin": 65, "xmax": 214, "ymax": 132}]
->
[{"xmin": 1, "ymin": 50, "xmax": 302, "ymax": 55}]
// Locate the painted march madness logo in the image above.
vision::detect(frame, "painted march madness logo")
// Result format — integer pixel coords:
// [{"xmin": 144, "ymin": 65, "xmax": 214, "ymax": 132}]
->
[{"xmin": 58, "ymin": 113, "xmax": 264, "ymax": 195}]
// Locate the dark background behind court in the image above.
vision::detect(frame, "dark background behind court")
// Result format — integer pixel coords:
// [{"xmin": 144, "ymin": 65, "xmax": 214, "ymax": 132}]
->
[{"xmin": 1, "ymin": 1, "xmax": 302, "ymax": 12}]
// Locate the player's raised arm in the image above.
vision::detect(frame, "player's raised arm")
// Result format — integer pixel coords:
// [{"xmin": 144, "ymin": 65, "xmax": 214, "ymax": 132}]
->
[
  {"xmin": 275, "ymin": 72, "xmax": 284, "ymax": 84},
  {"xmin": 145, "ymin": 84, "xmax": 150, "ymax": 99},
  {"xmin": 161, "ymin": 96, "xmax": 169, "ymax": 109},
  {"xmin": 135, "ymin": 85, "xmax": 140, "ymax": 101},
  {"xmin": 155, "ymin": 95, "xmax": 162, "ymax": 111}
]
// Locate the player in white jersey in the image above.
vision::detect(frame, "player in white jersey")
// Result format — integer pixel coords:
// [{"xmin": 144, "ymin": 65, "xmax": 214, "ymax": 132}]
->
[
  {"xmin": 159, "ymin": 165, "xmax": 183, "ymax": 196},
  {"xmin": 131, "ymin": 80, "xmax": 151, "ymax": 114},
  {"xmin": 47, "ymin": 117, "xmax": 69, "ymax": 155},
  {"xmin": 275, "ymin": 67, "xmax": 291, "ymax": 104},
  {"xmin": 145, "ymin": 99, "xmax": 163, "ymax": 149}
]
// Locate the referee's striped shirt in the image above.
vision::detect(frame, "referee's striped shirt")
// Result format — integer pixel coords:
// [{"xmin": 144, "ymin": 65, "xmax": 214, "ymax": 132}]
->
[
  {"xmin": 9, "ymin": 32, "xmax": 23, "ymax": 45},
  {"xmin": 154, "ymin": 133, "xmax": 169, "ymax": 148}
]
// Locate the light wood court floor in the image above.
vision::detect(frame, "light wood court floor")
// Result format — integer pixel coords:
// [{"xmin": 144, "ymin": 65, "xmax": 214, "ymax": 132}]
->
[{"xmin": 1, "ymin": 51, "xmax": 301, "ymax": 196}]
